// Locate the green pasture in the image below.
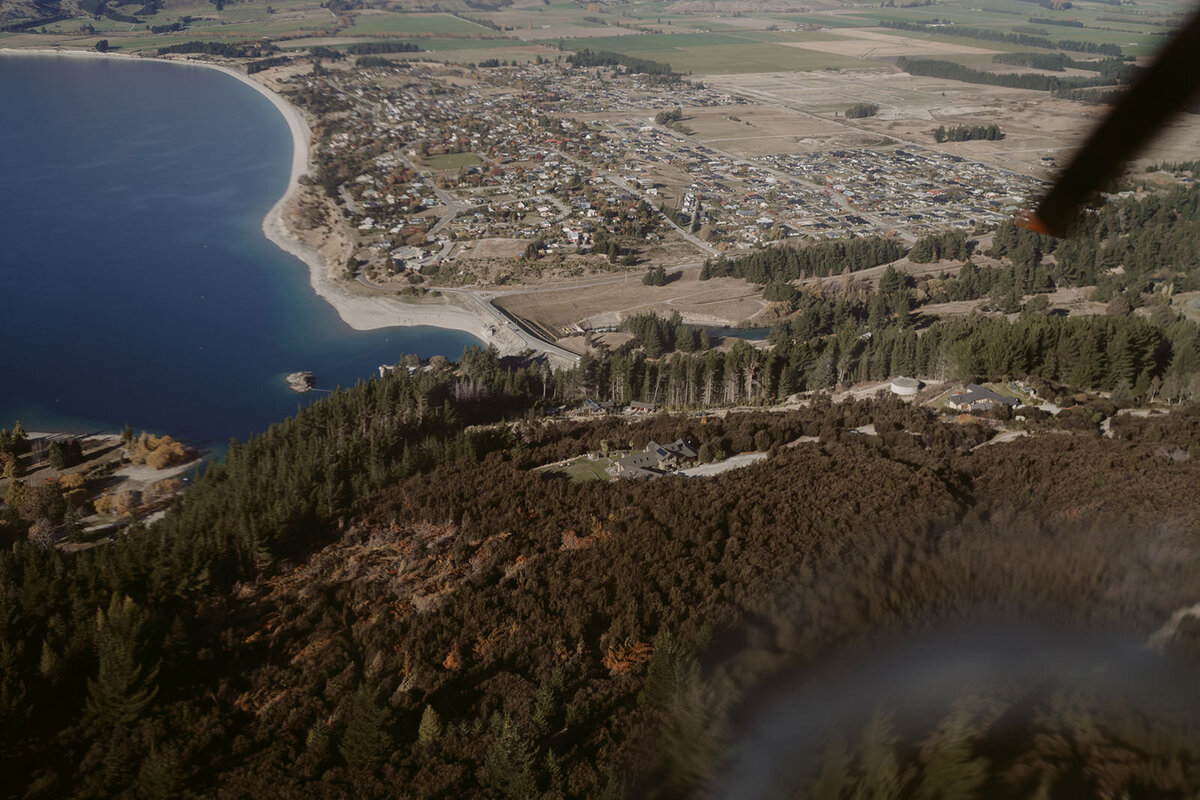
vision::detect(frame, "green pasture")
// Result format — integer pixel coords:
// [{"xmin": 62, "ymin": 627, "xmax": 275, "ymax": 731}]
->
[
  {"xmin": 344, "ymin": 12, "xmax": 489, "ymax": 37},
  {"xmin": 420, "ymin": 37, "xmax": 525, "ymax": 51},
  {"xmin": 197, "ymin": 16, "xmax": 334, "ymax": 35}
]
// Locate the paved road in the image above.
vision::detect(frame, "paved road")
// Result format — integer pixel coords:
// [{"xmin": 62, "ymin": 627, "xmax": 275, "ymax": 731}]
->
[
  {"xmin": 552, "ymin": 147, "xmax": 720, "ymax": 258},
  {"xmin": 397, "ymin": 152, "xmax": 478, "ymax": 237},
  {"xmin": 439, "ymin": 286, "xmax": 582, "ymax": 364},
  {"xmin": 678, "ymin": 451, "xmax": 768, "ymax": 477}
]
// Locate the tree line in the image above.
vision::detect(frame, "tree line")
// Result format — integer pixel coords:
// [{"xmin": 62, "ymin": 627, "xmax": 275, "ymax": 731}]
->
[
  {"xmin": 880, "ymin": 18, "xmax": 1124, "ymax": 55},
  {"xmin": 1028, "ymin": 15, "xmax": 1084, "ymax": 26},
  {"xmin": 909, "ymin": 230, "xmax": 970, "ymax": 262},
  {"xmin": 345, "ymin": 41, "xmax": 421, "ymax": 55},
  {"xmin": 156, "ymin": 40, "xmax": 278, "ymax": 58},
  {"xmin": 619, "ymin": 310, "xmax": 711, "ymax": 357},
  {"xmin": 896, "ymin": 57, "xmax": 1116, "ymax": 94},
  {"xmin": 699, "ymin": 236, "xmax": 904, "ymax": 284},
  {"xmin": 566, "ymin": 49, "xmax": 678, "ymax": 79}
]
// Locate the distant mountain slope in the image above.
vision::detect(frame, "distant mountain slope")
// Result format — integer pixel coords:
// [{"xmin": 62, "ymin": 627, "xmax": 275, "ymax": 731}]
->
[{"xmin": 0, "ymin": 0, "xmax": 67, "ymax": 27}]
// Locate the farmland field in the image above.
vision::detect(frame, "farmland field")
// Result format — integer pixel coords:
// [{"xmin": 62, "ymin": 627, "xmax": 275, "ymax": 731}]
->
[
  {"xmin": 343, "ymin": 12, "xmax": 490, "ymax": 37},
  {"xmin": 560, "ymin": 32, "xmax": 872, "ymax": 73}
]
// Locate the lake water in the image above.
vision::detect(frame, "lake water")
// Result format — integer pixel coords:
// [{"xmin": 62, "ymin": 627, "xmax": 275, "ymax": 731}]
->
[{"xmin": 0, "ymin": 54, "xmax": 479, "ymax": 448}]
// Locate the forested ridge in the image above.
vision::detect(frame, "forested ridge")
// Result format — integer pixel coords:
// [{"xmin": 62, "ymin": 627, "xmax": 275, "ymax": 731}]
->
[{"xmin": 4, "ymin": 358, "xmax": 1200, "ymax": 796}]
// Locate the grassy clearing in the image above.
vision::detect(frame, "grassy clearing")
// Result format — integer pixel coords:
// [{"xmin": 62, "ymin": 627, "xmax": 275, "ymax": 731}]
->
[
  {"xmin": 200, "ymin": 17, "xmax": 333, "ymax": 35},
  {"xmin": 538, "ymin": 453, "xmax": 622, "ymax": 482},
  {"xmin": 344, "ymin": 12, "xmax": 488, "ymax": 37},
  {"xmin": 672, "ymin": 44, "xmax": 868, "ymax": 73},
  {"xmin": 423, "ymin": 152, "xmax": 483, "ymax": 170},
  {"xmin": 419, "ymin": 37, "xmax": 525, "ymax": 51}
]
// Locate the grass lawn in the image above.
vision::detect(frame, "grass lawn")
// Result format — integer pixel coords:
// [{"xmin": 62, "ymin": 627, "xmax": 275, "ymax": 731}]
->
[
  {"xmin": 423, "ymin": 152, "xmax": 483, "ymax": 170},
  {"xmin": 984, "ymin": 381, "xmax": 1033, "ymax": 404},
  {"xmin": 538, "ymin": 453, "xmax": 625, "ymax": 482}
]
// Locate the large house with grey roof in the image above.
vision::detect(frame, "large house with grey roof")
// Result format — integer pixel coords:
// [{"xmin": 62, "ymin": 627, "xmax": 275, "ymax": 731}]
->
[
  {"xmin": 608, "ymin": 439, "xmax": 698, "ymax": 480},
  {"xmin": 947, "ymin": 384, "xmax": 1019, "ymax": 412}
]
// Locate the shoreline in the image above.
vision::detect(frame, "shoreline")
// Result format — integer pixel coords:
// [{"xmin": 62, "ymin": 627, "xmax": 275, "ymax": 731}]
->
[{"xmin": 0, "ymin": 47, "xmax": 518, "ymax": 352}]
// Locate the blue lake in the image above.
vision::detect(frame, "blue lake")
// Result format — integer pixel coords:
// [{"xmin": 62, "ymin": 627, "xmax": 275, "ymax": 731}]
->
[{"xmin": 0, "ymin": 54, "xmax": 479, "ymax": 448}]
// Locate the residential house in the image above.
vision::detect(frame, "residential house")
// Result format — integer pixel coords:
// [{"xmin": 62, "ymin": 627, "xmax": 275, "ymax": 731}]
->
[
  {"xmin": 608, "ymin": 439, "xmax": 698, "ymax": 480},
  {"xmin": 947, "ymin": 384, "xmax": 1019, "ymax": 412}
]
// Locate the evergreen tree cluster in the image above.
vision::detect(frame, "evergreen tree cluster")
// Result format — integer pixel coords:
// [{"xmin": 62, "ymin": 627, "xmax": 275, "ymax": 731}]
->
[
  {"xmin": 909, "ymin": 230, "xmax": 970, "ymax": 262},
  {"xmin": 700, "ymin": 236, "xmax": 903, "ymax": 283},
  {"xmin": 620, "ymin": 310, "xmax": 710, "ymax": 357},
  {"xmin": 0, "ymin": 423, "xmax": 31, "ymax": 459},
  {"xmin": 934, "ymin": 124, "xmax": 1003, "ymax": 142},
  {"xmin": 1150, "ymin": 159, "xmax": 1200, "ymax": 174},
  {"xmin": 46, "ymin": 439, "xmax": 84, "ymax": 471},
  {"xmin": 308, "ymin": 46, "xmax": 345, "ymax": 60},
  {"xmin": 344, "ymin": 41, "xmax": 421, "ymax": 55},
  {"xmin": 642, "ymin": 265, "xmax": 669, "ymax": 286},
  {"xmin": 1028, "ymin": 15, "xmax": 1084, "ymax": 26},
  {"xmin": 654, "ymin": 107, "xmax": 684, "ymax": 125},
  {"xmin": 845, "ymin": 103, "xmax": 880, "ymax": 119},
  {"xmin": 897, "ymin": 57, "xmax": 1116, "ymax": 94},
  {"xmin": 155, "ymin": 40, "xmax": 277, "ymax": 58},
  {"xmin": 880, "ymin": 19, "xmax": 1123, "ymax": 55},
  {"xmin": 246, "ymin": 56, "xmax": 290, "ymax": 74},
  {"xmin": 355, "ymin": 56, "xmax": 406, "ymax": 69},
  {"xmin": 992, "ymin": 51, "xmax": 1068, "ymax": 70},
  {"xmin": 566, "ymin": 49, "xmax": 678, "ymax": 79}
]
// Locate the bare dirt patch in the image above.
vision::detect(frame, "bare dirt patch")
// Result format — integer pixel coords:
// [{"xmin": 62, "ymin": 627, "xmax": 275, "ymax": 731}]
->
[
  {"xmin": 681, "ymin": 104, "xmax": 845, "ymax": 155},
  {"xmin": 468, "ymin": 238, "xmax": 528, "ymax": 259},
  {"xmin": 701, "ymin": 68, "xmax": 1200, "ymax": 174},
  {"xmin": 1171, "ymin": 291, "xmax": 1200, "ymax": 323},
  {"xmin": 495, "ymin": 267, "xmax": 767, "ymax": 334}
]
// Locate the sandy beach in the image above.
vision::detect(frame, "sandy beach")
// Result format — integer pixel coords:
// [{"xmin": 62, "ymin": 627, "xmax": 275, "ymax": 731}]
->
[{"xmin": 0, "ymin": 47, "xmax": 520, "ymax": 353}]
